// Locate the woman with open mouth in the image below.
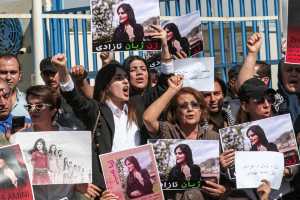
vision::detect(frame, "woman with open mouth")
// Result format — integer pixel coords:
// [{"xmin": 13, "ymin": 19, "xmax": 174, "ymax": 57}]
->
[{"xmin": 52, "ymin": 54, "xmax": 142, "ymax": 199}]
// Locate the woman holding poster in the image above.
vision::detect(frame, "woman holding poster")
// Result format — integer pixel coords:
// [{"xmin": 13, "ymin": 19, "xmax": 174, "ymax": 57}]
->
[
  {"xmin": 164, "ymin": 23, "xmax": 190, "ymax": 58},
  {"xmin": 246, "ymin": 125, "xmax": 279, "ymax": 152},
  {"xmin": 125, "ymin": 156, "xmax": 153, "ymax": 198},
  {"xmin": 113, "ymin": 3, "xmax": 144, "ymax": 43},
  {"xmin": 168, "ymin": 144, "xmax": 201, "ymax": 182},
  {"xmin": 143, "ymin": 77, "xmax": 227, "ymax": 199}
]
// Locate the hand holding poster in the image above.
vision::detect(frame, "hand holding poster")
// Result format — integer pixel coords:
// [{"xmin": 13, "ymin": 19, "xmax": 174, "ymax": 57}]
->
[
  {"xmin": 13, "ymin": 131, "xmax": 92, "ymax": 185},
  {"xmin": 0, "ymin": 144, "xmax": 34, "ymax": 200},
  {"xmin": 99, "ymin": 144, "xmax": 163, "ymax": 200},
  {"xmin": 219, "ymin": 114, "xmax": 300, "ymax": 179},
  {"xmin": 235, "ymin": 151, "xmax": 284, "ymax": 190},
  {"xmin": 91, "ymin": 0, "xmax": 161, "ymax": 52},
  {"xmin": 174, "ymin": 57, "xmax": 214, "ymax": 91},
  {"xmin": 150, "ymin": 139, "xmax": 219, "ymax": 190}
]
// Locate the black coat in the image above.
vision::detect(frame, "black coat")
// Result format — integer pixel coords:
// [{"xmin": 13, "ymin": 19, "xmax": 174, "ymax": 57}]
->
[
  {"xmin": 168, "ymin": 165, "xmax": 201, "ymax": 182},
  {"xmin": 62, "ymin": 88, "xmax": 115, "ymax": 189},
  {"xmin": 113, "ymin": 23, "xmax": 144, "ymax": 43},
  {"xmin": 126, "ymin": 169, "xmax": 153, "ymax": 198},
  {"xmin": 250, "ymin": 143, "xmax": 279, "ymax": 152}
]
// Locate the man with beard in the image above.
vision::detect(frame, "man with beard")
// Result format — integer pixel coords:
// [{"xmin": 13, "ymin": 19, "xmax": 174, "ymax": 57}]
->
[
  {"xmin": 203, "ymin": 78, "xmax": 236, "ymax": 132},
  {"xmin": 0, "ymin": 55, "xmax": 30, "ymax": 123},
  {"xmin": 39, "ymin": 57, "xmax": 85, "ymax": 130}
]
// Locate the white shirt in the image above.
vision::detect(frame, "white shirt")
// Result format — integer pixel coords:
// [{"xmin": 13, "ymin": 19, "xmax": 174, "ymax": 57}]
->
[
  {"xmin": 105, "ymin": 100, "xmax": 140, "ymax": 152},
  {"xmin": 60, "ymin": 77, "xmax": 141, "ymax": 151}
]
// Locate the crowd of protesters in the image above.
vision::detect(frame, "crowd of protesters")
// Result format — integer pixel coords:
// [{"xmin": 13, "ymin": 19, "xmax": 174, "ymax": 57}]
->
[{"xmin": 0, "ymin": 21, "xmax": 299, "ymax": 200}]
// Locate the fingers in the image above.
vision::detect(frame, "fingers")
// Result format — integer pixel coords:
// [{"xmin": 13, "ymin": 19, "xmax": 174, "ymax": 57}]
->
[
  {"xmin": 100, "ymin": 190, "xmax": 119, "ymax": 200},
  {"xmin": 202, "ymin": 181, "xmax": 226, "ymax": 197},
  {"xmin": 87, "ymin": 183, "xmax": 102, "ymax": 197},
  {"xmin": 247, "ymin": 32, "xmax": 262, "ymax": 45},
  {"xmin": 51, "ymin": 54, "xmax": 67, "ymax": 67},
  {"xmin": 220, "ymin": 149, "xmax": 235, "ymax": 168}
]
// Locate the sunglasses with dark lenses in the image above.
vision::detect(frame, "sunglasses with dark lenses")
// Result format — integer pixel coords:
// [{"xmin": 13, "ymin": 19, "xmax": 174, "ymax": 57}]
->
[
  {"xmin": 178, "ymin": 101, "xmax": 201, "ymax": 110},
  {"xmin": 24, "ymin": 103, "xmax": 52, "ymax": 112},
  {"xmin": 252, "ymin": 95, "xmax": 275, "ymax": 105}
]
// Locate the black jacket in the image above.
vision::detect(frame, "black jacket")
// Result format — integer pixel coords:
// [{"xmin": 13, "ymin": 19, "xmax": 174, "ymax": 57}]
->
[
  {"xmin": 168, "ymin": 165, "xmax": 201, "ymax": 182},
  {"xmin": 126, "ymin": 169, "xmax": 153, "ymax": 198},
  {"xmin": 113, "ymin": 23, "xmax": 144, "ymax": 43},
  {"xmin": 62, "ymin": 88, "xmax": 115, "ymax": 189}
]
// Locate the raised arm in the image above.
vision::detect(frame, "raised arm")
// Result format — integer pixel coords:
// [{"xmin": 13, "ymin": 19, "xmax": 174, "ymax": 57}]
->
[
  {"xmin": 71, "ymin": 65, "xmax": 94, "ymax": 98},
  {"xmin": 143, "ymin": 75, "xmax": 183, "ymax": 134},
  {"xmin": 237, "ymin": 32, "xmax": 263, "ymax": 89},
  {"xmin": 148, "ymin": 25, "xmax": 172, "ymax": 63}
]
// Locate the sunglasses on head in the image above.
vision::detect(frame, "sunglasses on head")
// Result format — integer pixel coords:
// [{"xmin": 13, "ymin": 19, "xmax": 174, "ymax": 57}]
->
[
  {"xmin": 24, "ymin": 103, "xmax": 52, "ymax": 112},
  {"xmin": 178, "ymin": 101, "xmax": 201, "ymax": 110}
]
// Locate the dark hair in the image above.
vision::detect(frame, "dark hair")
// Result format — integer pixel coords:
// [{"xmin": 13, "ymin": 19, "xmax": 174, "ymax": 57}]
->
[
  {"xmin": 125, "ymin": 156, "xmax": 141, "ymax": 172},
  {"xmin": 123, "ymin": 55, "xmax": 150, "ymax": 93},
  {"xmin": 164, "ymin": 23, "xmax": 182, "ymax": 41},
  {"xmin": 256, "ymin": 61, "xmax": 271, "ymax": 78},
  {"xmin": 215, "ymin": 77, "xmax": 227, "ymax": 97},
  {"xmin": 48, "ymin": 144, "xmax": 57, "ymax": 155},
  {"xmin": 246, "ymin": 125, "xmax": 269, "ymax": 147},
  {"xmin": 167, "ymin": 87, "xmax": 208, "ymax": 125},
  {"xmin": 228, "ymin": 65, "xmax": 241, "ymax": 80},
  {"xmin": 31, "ymin": 138, "xmax": 47, "ymax": 154},
  {"xmin": 174, "ymin": 144, "xmax": 194, "ymax": 167},
  {"xmin": 117, "ymin": 3, "xmax": 137, "ymax": 26},
  {"xmin": 93, "ymin": 62, "xmax": 125, "ymax": 102},
  {"xmin": 0, "ymin": 54, "xmax": 21, "ymax": 71},
  {"xmin": 26, "ymin": 85, "xmax": 60, "ymax": 109}
]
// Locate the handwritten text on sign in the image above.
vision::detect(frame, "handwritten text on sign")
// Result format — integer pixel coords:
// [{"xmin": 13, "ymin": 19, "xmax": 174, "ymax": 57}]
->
[{"xmin": 235, "ymin": 151, "xmax": 284, "ymax": 190}]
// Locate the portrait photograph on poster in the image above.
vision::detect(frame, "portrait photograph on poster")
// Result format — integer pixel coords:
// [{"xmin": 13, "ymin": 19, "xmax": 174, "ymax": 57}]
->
[
  {"xmin": 99, "ymin": 144, "xmax": 164, "ymax": 200},
  {"xmin": 13, "ymin": 131, "xmax": 92, "ymax": 185},
  {"xmin": 161, "ymin": 11, "xmax": 203, "ymax": 59},
  {"xmin": 91, "ymin": 0, "xmax": 161, "ymax": 52},
  {"xmin": 219, "ymin": 114, "xmax": 300, "ymax": 179},
  {"xmin": 0, "ymin": 144, "xmax": 34, "ymax": 200},
  {"xmin": 150, "ymin": 139, "xmax": 219, "ymax": 190}
]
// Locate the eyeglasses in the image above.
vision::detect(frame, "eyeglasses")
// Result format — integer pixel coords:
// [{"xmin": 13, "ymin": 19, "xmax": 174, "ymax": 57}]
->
[
  {"xmin": 24, "ymin": 103, "xmax": 52, "ymax": 112},
  {"xmin": 178, "ymin": 101, "xmax": 201, "ymax": 110}
]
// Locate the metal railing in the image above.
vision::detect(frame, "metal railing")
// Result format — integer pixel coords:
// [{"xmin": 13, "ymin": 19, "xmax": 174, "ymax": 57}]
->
[{"xmin": 42, "ymin": 0, "xmax": 282, "ymax": 81}]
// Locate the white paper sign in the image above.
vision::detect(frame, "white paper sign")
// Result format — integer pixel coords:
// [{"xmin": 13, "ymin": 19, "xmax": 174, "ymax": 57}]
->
[
  {"xmin": 13, "ymin": 131, "xmax": 92, "ymax": 185},
  {"xmin": 235, "ymin": 151, "xmax": 284, "ymax": 190},
  {"xmin": 174, "ymin": 57, "xmax": 214, "ymax": 91}
]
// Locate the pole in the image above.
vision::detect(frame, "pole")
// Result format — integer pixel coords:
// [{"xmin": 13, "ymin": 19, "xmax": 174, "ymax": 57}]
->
[{"xmin": 32, "ymin": 0, "xmax": 44, "ymax": 85}]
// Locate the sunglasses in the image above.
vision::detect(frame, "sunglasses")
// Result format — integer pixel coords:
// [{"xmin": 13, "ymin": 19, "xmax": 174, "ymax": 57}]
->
[
  {"xmin": 24, "ymin": 103, "xmax": 52, "ymax": 112},
  {"xmin": 178, "ymin": 101, "xmax": 201, "ymax": 110}
]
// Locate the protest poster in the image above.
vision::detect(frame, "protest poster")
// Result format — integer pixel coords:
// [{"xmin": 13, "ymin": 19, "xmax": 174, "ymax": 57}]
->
[
  {"xmin": 0, "ymin": 144, "xmax": 34, "ymax": 200},
  {"xmin": 174, "ymin": 57, "xmax": 214, "ymax": 91},
  {"xmin": 150, "ymin": 139, "xmax": 219, "ymax": 190},
  {"xmin": 99, "ymin": 144, "xmax": 163, "ymax": 200},
  {"xmin": 161, "ymin": 11, "xmax": 203, "ymax": 58},
  {"xmin": 91, "ymin": 0, "xmax": 161, "ymax": 52},
  {"xmin": 286, "ymin": 0, "xmax": 300, "ymax": 64},
  {"xmin": 13, "ymin": 131, "xmax": 92, "ymax": 185},
  {"xmin": 219, "ymin": 114, "xmax": 300, "ymax": 179},
  {"xmin": 235, "ymin": 151, "xmax": 284, "ymax": 190}
]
